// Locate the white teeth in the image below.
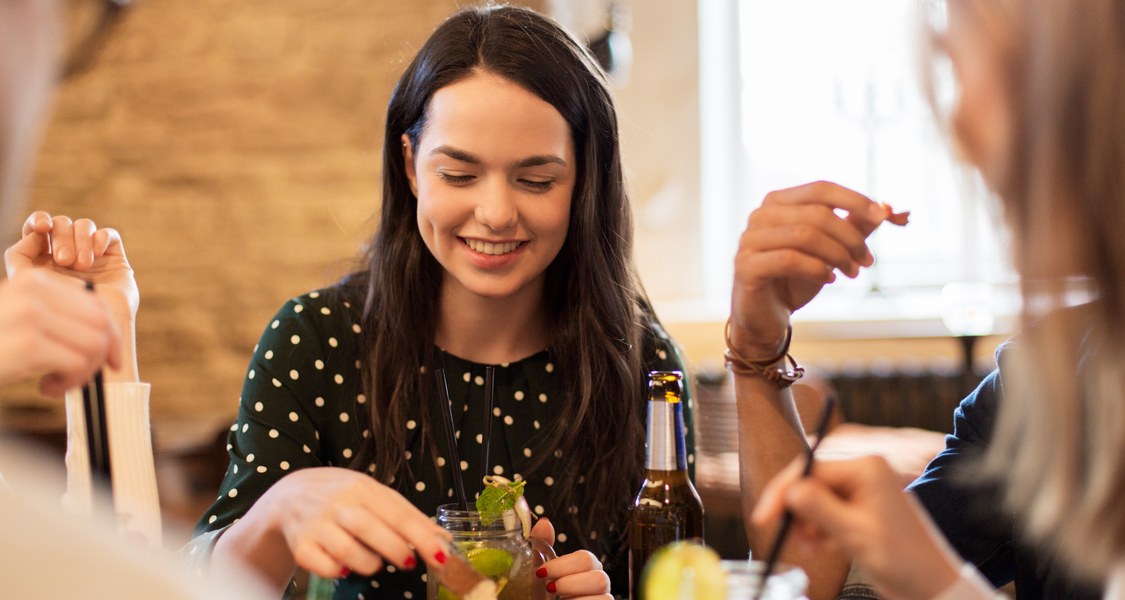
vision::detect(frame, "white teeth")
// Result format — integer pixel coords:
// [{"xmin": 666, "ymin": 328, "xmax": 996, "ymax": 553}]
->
[{"xmin": 465, "ymin": 239, "xmax": 520, "ymax": 255}]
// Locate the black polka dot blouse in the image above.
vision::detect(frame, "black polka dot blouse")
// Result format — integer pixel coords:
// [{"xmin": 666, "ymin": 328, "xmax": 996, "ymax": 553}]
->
[{"xmin": 189, "ymin": 286, "xmax": 695, "ymax": 599}]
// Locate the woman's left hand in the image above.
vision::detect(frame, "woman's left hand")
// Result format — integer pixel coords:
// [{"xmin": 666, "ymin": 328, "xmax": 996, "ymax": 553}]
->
[{"xmin": 530, "ymin": 518, "xmax": 611, "ymax": 600}]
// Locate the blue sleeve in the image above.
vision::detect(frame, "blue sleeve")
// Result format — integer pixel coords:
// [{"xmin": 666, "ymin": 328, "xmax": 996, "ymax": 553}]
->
[{"xmin": 906, "ymin": 365, "xmax": 1015, "ymax": 587}]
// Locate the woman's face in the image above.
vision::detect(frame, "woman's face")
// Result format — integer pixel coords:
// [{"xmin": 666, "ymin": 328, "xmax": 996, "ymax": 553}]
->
[
  {"xmin": 403, "ymin": 71, "xmax": 576, "ymax": 304},
  {"xmin": 944, "ymin": 2, "xmax": 1014, "ymax": 189}
]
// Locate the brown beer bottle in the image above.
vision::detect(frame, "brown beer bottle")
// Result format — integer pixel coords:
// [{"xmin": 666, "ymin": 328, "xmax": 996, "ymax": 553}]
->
[{"xmin": 628, "ymin": 371, "xmax": 705, "ymax": 600}]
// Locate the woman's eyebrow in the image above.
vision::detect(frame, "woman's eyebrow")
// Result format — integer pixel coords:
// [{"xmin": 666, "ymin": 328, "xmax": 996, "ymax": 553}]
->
[
  {"xmin": 430, "ymin": 145, "xmax": 479, "ymax": 163},
  {"xmin": 515, "ymin": 155, "xmax": 568, "ymax": 168},
  {"xmin": 429, "ymin": 145, "xmax": 567, "ymax": 169}
]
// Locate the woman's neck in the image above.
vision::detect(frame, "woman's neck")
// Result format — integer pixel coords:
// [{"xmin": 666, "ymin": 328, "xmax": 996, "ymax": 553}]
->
[{"xmin": 435, "ymin": 279, "xmax": 552, "ymax": 364}]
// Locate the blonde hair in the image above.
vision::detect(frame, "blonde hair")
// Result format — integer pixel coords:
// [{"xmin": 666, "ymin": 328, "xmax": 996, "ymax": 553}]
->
[{"xmin": 962, "ymin": 0, "xmax": 1125, "ymax": 580}]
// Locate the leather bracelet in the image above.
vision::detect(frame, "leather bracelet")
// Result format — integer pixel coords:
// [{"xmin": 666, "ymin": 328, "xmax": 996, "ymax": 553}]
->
[{"xmin": 723, "ymin": 319, "xmax": 805, "ymax": 388}]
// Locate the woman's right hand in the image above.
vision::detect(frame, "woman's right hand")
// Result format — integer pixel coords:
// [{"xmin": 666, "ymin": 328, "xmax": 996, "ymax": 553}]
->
[
  {"xmin": 256, "ymin": 466, "xmax": 451, "ymax": 580},
  {"xmin": 730, "ymin": 181, "xmax": 889, "ymax": 357}
]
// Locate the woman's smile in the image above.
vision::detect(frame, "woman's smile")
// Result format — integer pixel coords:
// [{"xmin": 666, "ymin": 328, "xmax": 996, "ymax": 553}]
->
[
  {"xmin": 461, "ymin": 238, "xmax": 525, "ymax": 256},
  {"xmin": 459, "ymin": 237, "xmax": 529, "ymax": 270}
]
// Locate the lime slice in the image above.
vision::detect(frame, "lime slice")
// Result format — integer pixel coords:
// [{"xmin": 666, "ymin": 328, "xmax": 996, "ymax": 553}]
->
[
  {"xmin": 437, "ymin": 585, "xmax": 459, "ymax": 600},
  {"xmin": 464, "ymin": 547, "xmax": 514, "ymax": 579},
  {"xmin": 641, "ymin": 541, "xmax": 726, "ymax": 600}
]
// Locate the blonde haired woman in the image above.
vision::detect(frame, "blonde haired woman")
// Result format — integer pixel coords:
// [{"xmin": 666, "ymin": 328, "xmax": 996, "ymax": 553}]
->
[{"xmin": 738, "ymin": 0, "xmax": 1125, "ymax": 597}]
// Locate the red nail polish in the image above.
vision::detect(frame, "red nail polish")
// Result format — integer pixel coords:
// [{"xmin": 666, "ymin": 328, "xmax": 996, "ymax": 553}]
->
[
  {"xmin": 435, "ymin": 550, "xmax": 447, "ymax": 565},
  {"xmin": 404, "ymin": 555, "xmax": 417, "ymax": 570},
  {"xmin": 536, "ymin": 567, "xmax": 548, "ymax": 578},
  {"xmin": 339, "ymin": 567, "xmax": 350, "ymax": 578},
  {"xmin": 546, "ymin": 581, "xmax": 557, "ymax": 594}
]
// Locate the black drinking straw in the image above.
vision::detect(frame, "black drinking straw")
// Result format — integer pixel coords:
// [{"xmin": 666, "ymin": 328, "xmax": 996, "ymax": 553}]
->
[
  {"xmin": 480, "ymin": 366, "xmax": 495, "ymax": 490},
  {"xmin": 82, "ymin": 281, "xmax": 112, "ymax": 489},
  {"xmin": 434, "ymin": 368, "xmax": 469, "ymax": 509},
  {"xmin": 753, "ymin": 396, "xmax": 837, "ymax": 600}
]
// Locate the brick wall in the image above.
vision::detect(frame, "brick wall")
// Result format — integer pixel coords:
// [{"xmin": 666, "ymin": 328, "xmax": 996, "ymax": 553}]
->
[
  {"xmin": 9, "ymin": 0, "xmax": 543, "ymax": 425},
  {"xmin": 6, "ymin": 0, "xmax": 704, "ymax": 440}
]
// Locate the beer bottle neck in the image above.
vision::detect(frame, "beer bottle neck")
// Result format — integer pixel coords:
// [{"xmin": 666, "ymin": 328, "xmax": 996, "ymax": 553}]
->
[{"xmin": 644, "ymin": 399, "xmax": 687, "ymax": 471}]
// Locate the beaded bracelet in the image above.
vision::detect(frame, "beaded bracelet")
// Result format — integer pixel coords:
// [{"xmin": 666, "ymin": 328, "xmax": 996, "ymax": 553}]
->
[{"xmin": 723, "ymin": 319, "xmax": 805, "ymax": 388}]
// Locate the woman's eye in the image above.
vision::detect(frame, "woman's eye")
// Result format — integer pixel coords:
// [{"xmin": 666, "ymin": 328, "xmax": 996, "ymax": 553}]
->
[
  {"xmin": 438, "ymin": 172, "xmax": 474, "ymax": 185},
  {"xmin": 520, "ymin": 179, "xmax": 555, "ymax": 192}
]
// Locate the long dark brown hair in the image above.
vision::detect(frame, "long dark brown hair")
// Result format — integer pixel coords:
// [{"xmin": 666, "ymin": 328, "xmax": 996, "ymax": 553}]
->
[{"xmin": 349, "ymin": 5, "xmax": 648, "ymax": 545}]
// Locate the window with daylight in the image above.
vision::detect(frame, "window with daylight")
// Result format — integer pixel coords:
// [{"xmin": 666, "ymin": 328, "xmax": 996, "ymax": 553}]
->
[{"xmin": 695, "ymin": 0, "xmax": 1016, "ymax": 334}]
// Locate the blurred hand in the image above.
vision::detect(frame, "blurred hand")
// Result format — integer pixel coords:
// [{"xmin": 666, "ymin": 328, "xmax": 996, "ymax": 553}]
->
[
  {"xmin": 530, "ymin": 517, "xmax": 611, "ymax": 600},
  {"xmin": 752, "ymin": 455, "xmax": 963, "ymax": 600},
  {"xmin": 259, "ymin": 466, "xmax": 450, "ymax": 580},
  {"xmin": 0, "ymin": 213, "xmax": 138, "ymax": 395},
  {"xmin": 730, "ymin": 182, "xmax": 889, "ymax": 357},
  {"xmin": 6, "ymin": 211, "xmax": 138, "ymax": 321}
]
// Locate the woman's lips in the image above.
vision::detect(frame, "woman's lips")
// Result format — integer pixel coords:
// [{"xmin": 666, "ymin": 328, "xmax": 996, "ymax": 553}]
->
[{"xmin": 459, "ymin": 238, "xmax": 527, "ymax": 269}]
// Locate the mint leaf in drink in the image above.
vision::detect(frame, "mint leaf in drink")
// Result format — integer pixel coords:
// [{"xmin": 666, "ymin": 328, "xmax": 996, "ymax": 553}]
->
[{"xmin": 476, "ymin": 478, "xmax": 526, "ymax": 525}]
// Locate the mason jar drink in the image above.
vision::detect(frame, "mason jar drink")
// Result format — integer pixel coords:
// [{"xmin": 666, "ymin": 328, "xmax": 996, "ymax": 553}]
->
[{"xmin": 428, "ymin": 504, "xmax": 555, "ymax": 600}]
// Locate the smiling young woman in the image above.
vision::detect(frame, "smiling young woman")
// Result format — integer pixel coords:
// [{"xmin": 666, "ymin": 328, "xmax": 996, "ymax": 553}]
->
[{"xmin": 187, "ymin": 6, "xmax": 693, "ymax": 600}]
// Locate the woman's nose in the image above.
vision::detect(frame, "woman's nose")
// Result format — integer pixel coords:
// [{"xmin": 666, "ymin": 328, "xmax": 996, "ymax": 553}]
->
[{"xmin": 473, "ymin": 180, "xmax": 519, "ymax": 231}]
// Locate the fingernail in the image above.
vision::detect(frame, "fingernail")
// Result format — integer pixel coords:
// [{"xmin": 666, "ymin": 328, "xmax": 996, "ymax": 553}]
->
[
  {"xmin": 404, "ymin": 555, "xmax": 417, "ymax": 570},
  {"xmin": 546, "ymin": 581, "xmax": 557, "ymax": 593},
  {"xmin": 339, "ymin": 568, "xmax": 350, "ymax": 578},
  {"xmin": 536, "ymin": 567, "xmax": 548, "ymax": 578},
  {"xmin": 57, "ymin": 247, "xmax": 70, "ymax": 263},
  {"xmin": 434, "ymin": 550, "xmax": 447, "ymax": 565}
]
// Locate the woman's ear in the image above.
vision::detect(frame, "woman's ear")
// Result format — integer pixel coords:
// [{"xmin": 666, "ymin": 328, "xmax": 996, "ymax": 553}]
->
[{"xmin": 401, "ymin": 133, "xmax": 419, "ymax": 197}]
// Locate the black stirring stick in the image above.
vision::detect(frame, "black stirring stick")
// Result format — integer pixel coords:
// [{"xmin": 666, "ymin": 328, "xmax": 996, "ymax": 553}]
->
[
  {"xmin": 480, "ymin": 366, "xmax": 495, "ymax": 491},
  {"xmin": 82, "ymin": 281, "xmax": 112, "ymax": 490},
  {"xmin": 434, "ymin": 369, "xmax": 469, "ymax": 509},
  {"xmin": 753, "ymin": 396, "xmax": 837, "ymax": 600}
]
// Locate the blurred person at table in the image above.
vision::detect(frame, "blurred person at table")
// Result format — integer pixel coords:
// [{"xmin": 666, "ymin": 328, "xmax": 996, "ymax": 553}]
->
[
  {"xmin": 186, "ymin": 5, "xmax": 693, "ymax": 599},
  {"xmin": 0, "ymin": 0, "xmax": 269, "ymax": 598},
  {"xmin": 744, "ymin": 0, "xmax": 1125, "ymax": 598},
  {"xmin": 1, "ymin": 0, "xmax": 158, "ymax": 547}
]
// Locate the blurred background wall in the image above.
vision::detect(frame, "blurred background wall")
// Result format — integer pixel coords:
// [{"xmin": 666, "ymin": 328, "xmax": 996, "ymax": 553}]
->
[
  {"xmin": 0, "ymin": 0, "xmax": 1004, "ymax": 549},
  {"xmin": 7, "ymin": 0, "xmax": 546, "ymax": 426},
  {"xmin": 0, "ymin": 0, "xmax": 998, "ymax": 444},
  {"xmin": 3, "ymin": 0, "xmax": 723, "ymax": 430}
]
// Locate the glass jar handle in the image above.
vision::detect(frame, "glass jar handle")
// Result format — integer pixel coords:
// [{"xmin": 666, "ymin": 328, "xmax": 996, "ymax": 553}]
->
[
  {"xmin": 530, "ymin": 536, "xmax": 557, "ymax": 567},
  {"xmin": 530, "ymin": 537, "xmax": 559, "ymax": 600}
]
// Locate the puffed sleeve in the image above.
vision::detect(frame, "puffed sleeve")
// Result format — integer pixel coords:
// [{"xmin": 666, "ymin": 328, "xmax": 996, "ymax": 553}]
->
[{"xmin": 192, "ymin": 291, "xmax": 357, "ymax": 538}]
